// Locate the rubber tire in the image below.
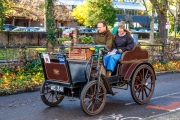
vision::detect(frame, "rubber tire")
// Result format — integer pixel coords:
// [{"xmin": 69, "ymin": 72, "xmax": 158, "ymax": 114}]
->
[
  {"xmin": 80, "ymin": 80, "xmax": 106, "ymax": 115},
  {"xmin": 130, "ymin": 64, "xmax": 155, "ymax": 104},
  {"xmin": 40, "ymin": 81, "xmax": 64, "ymax": 107}
]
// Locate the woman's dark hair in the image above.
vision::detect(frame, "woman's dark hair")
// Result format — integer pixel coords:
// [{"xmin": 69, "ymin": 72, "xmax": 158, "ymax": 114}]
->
[{"xmin": 97, "ymin": 20, "xmax": 108, "ymax": 29}]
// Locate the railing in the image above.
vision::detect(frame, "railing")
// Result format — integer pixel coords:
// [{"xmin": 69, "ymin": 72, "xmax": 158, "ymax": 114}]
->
[
  {"xmin": 0, "ymin": 41, "xmax": 180, "ymax": 63},
  {"xmin": 0, "ymin": 31, "xmax": 180, "ymax": 63},
  {"xmin": 140, "ymin": 40, "xmax": 180, "ymax": 62}
]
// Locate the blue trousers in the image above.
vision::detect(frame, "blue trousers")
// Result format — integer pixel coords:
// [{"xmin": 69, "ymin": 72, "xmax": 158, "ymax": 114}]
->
[{"xmin": 103, "ymin": 53, "xmax": 122, "ymax": 72}]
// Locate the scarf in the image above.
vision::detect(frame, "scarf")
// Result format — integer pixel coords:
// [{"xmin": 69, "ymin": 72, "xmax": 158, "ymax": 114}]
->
[{"xmin": 118, "ymin": 32, "xmax": 126, "ymax": 37}]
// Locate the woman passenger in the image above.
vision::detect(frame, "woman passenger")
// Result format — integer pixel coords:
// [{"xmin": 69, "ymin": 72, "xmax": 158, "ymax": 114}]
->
[{"xmin": 103, "ymin": 21, "xmax": 135, "ymax": 76}]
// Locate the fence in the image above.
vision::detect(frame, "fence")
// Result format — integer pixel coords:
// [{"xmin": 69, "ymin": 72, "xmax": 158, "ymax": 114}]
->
[
  {"xmin": 0, "ymin": 30, "xmax": 151, "ymax": 46},
  {"xmin": 0, "ymin": 31, "xmax": 180, "ymax": 63},
  {"xmin": 0, "ymin": 42, "xmax": 180, "ymax": 63},
  {"xmin": 140, "ymin": 38, "xmax": 180, "ymax": 62},
  {"xmin": 0, "ymin": 31, "xmax": 63, "ymax": 46}
]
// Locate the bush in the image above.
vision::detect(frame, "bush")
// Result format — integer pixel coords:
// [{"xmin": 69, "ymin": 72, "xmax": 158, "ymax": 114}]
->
[
  {"xmin": 1, "ymin": 59, "xmax": 180, "ymax": 95},
  {"xmin": 152, "ymin": 60, "xmax": 180, "ymax": 72},
  {"xmin": 57, "ymin": 35, "xmax": 71, "ymax": 43},
  {"xmin": 0, "ymin": 58, "xmax": 43, "ymax": 95},
  {"xmin": 79, "ymin": 35, "xmax": 94, "ymax": 44}
]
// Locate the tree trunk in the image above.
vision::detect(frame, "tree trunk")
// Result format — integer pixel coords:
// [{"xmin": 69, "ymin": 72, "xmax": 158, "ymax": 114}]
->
[
  {"xmin": 149, "ymin": 7, "xmax": 155, "ymax": 63},
  {"xmin": 149, "ymin": 0, "xmax": 168, "ymax": 41},
  {"xmin": 158, "ymin": 13, "xmax": 167, "ymax": 41},
  {"xmin": 177, "ymin": 1, "xmax": 180, "ymax": 26},
  {"xmin": 47, "ymin": 42, "xmax": 54, "ymax": 52},
  {"xmin": 149, "ymin": 7, "xmax": 155, "ymax": 45}
]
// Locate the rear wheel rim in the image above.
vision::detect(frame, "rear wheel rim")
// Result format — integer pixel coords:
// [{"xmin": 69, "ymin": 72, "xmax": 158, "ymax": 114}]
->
[
  {"xmin": 131, "ymin": 65, "xmax": 155, "ymax": 104},
  {"xmin": 40, "ymin": 81, "xmax": 64, "ymax": 107}
]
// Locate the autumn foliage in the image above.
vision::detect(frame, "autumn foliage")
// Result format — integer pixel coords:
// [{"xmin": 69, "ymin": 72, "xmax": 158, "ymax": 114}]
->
[
  {"xmin": 0, "ymin": 58, "xmax": 43, "ymax": 95},
  {"xmin": 153, "ymin": 60, "xmax": 180, "ymax": 72},
  {"xmin": 1, "ymin": 59, "xmax": 180, "ymax": 95}
]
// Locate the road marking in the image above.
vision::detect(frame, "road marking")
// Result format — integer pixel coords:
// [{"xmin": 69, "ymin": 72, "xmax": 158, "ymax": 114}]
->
[
  {"xmin": 97, "ymin": 113, "xmax": 142, "ymax": 120},
  {"xmin": 125, "ymin": 91, "xmax": 180, "ymax": 105},
  {"xmin": 170, "ymin": 107, "xmax": 180, "ymax": 112},
  {"xmin": 147, "ymin": 102, "xmax": 180, "ymax": 111},
  {"xmin": 143, "ymin": 111, "xmax": 176, "ymax": 119}
]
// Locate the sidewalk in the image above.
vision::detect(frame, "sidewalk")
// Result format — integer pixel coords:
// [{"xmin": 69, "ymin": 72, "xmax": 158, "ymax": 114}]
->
[{"xmin": 143, "ymin": 109, "xmax": 180, "ymax": 120}]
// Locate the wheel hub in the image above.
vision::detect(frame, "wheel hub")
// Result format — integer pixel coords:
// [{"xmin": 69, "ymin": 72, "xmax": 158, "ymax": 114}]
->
[
  {"xmin": 141, "ymin": 79, "xmax": 148, "ymax": 86},
  {"xmin": 145, "ymin": 82, "xmax": 148, "ymax": 86}
]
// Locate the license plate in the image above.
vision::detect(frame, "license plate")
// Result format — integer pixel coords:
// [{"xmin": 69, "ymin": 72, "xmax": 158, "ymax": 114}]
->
[{"xmin": 51, "ymin": 85, "xmax": 64, "ymax": 92}]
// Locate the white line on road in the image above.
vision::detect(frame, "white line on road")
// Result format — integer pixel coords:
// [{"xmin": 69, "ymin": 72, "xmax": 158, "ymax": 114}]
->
[
  {"xmin": 125, "ymin": 91, "xmax": 180, "ymax": 105},
  {"xmin": 169, "ymin": 107, "xmax": 180, "ymax": 112}
]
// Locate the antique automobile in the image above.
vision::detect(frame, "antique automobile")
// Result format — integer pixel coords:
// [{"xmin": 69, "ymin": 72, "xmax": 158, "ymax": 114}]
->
[{"xmin": 39, "ymin": 45, "xmax": 156, "ymax": 115}]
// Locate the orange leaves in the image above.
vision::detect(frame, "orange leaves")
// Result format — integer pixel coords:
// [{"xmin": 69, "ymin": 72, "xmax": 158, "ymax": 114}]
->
[
  {"xmin": 0, "ymin": 65, "xmax": 43, "ymax": 95},
  {"xmin": 153, "ymin": 61, "xmax": 165, "ymax": 71},
  {"xmin": 153, "ymin": 60, "xmax": 180, "ymax": 72}
]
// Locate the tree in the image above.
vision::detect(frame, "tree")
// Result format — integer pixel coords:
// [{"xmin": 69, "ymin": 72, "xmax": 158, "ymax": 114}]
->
[
  {"xmin": 0, "ymin": 0, "xmax": 11, "ymax": 31},
  {"xmin": 71, "ymin": 3, "xmax": 88, "ymax": 25},
  {"xmin": 169, "ymin": 0, "xmax": 180, "ymax": 37},
  {"xmin": 72, "ymin": 0, "xmax": 117, "ymax": 27},
  {"xmin": 139, "ymin": 0, "xmax": 156, "ymax": 44},
  {"xmin": 45, "ymin": 0, "xmax": 56, "ymax": 52},
  {"xmin": 8, "ymin": 0, "xmax": 74, "ymax": 23},
  {"xmin": 176, "ymin": 1, "xmax": 180, "ymax": 36},
  {"xmin": 149, "ymin": 0, "xmax": 169, "ymax": 40},
  {"xmin": 1, "ymin": 0, "xmax": 74, "ymax": 51}
]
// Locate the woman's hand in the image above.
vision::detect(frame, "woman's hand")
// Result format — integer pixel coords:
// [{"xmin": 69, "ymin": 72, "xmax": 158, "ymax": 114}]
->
[
  {"xmin": 116, "ymin": 49, "xmax": 123, "ymax": 54},
  {"xmin": 119, "ymin": 49, "xmax": 122, "ymax": 53}
]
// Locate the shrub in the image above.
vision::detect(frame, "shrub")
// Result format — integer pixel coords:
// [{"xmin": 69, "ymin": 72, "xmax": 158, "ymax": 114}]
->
[
  {"xmin": 57, "ymin": 35, "xmax": 71, "ymax": 43},
  {"xmin": 0, "ymin": 58, "xmax": 43, "ymax": 95},
  {"xmin": 79, "ymin": 35, "xmax": 94, "ymax": 44},
  {"xmin": 152, "ymin": 60, "xmax": 180, "ymax": 72}
]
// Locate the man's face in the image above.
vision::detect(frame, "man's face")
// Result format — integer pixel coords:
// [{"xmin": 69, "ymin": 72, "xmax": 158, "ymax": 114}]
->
[{"xmin": 97, "ymin": 23, "xmax": 106, "ymax": 33}]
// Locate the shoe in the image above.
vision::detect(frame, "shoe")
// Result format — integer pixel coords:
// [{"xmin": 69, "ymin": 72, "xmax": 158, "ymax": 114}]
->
[{"xmin": 106, "ymin": 71, "xmax": 112, "ymax": 77}]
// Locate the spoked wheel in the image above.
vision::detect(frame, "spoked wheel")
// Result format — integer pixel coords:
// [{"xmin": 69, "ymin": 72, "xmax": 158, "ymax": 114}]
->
[
  {"xmin": 80, "ymin": 80, "xmax": 106, "ymax": 115},
  {"xmin": 40, "ymin": 81, "xmax": 64, "ymax": 107},
  {"xmin": 130, "ymin": 64, "xmax": 155, "ymax": 104}
]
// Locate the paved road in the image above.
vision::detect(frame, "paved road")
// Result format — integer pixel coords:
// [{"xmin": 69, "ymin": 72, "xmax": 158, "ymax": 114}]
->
[{"xmin": 0, "ymin": 73, "xmax": 180, "ymax": 120}]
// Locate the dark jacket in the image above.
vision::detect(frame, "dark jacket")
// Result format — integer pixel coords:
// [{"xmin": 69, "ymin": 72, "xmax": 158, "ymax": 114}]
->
[
  {"xmin": 112, "ymin": 33, "xmax": 135, "ymax": 52},
  {"xmin": 95, "ymin": 30, "xmax": 113, "ymax": 50}
]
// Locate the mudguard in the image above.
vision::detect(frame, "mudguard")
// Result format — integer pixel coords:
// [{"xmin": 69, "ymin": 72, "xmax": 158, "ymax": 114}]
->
[{"xmin": 119, "ymin": 62, "xmax": 156, "ymax": 81}]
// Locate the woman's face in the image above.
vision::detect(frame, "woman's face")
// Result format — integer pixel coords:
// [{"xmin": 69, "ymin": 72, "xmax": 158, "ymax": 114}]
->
[{"xmin": 118, "ymin": 28, "xmax": 124, "ymax": 35}]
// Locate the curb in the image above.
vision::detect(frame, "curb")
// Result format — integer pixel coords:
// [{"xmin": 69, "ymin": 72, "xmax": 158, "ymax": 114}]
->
[
  {"xmin": 0, "ymin": 85, "xmax": 40, "ymax": 96},
  {"xmin": 1, "ymin": 71, "xmax": 180, "ymax": 96},
  {"xmin": 155, "ymin": 70, "xmax": 180, "ymax": 76}
]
